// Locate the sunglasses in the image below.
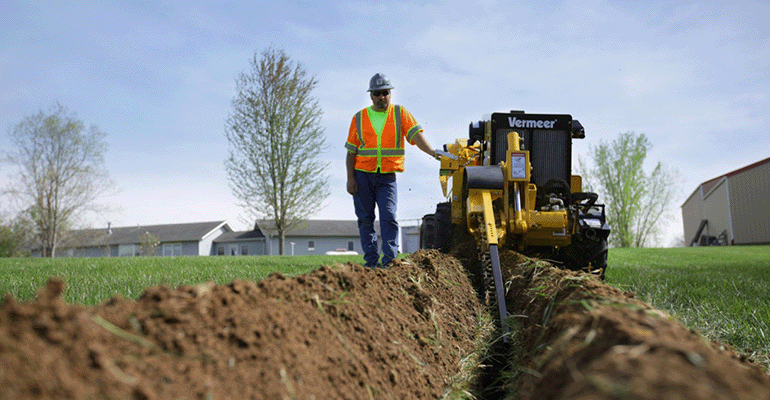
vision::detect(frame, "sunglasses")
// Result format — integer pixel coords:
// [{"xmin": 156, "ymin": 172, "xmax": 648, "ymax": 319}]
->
[{"xmin": 371, "ymin": 90, "xmax": 390, "ymax": 97}]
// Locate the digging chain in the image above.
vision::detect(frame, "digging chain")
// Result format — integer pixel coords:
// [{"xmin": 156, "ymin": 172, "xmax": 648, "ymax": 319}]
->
[
  {"xmin": 473, "ymin": 213, "xmax": 495, "ymax": 307},
  {"xmin": 479, "ymin": 245, "xmax": 495, "ymax": 307},
  {"xmin": 473, "ymin": 214, "xmax": 509, "ymax": 339}
]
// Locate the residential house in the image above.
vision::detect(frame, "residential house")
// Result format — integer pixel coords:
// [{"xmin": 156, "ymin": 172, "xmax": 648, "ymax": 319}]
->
[
  {"xmin": 257, "ymin": 220, "xmax": 363, "ymax": 255},
  {"xmin": 212, "ymin": 228, "xmax": 266, "ymax": 256},
  {"xmin": 256, "ymin": 219, "xmax": 423, "ymax": 256},
  {"xmin": 40, "ymin": 221, "xmax": 234, "ymax": 257},
  {"xmin": 400, "ymin": 225, "xmax": 420, "ymax": 254},
  {"xmin": 34, "ymin": 219, "xmax": 423, "ymax": 258}
]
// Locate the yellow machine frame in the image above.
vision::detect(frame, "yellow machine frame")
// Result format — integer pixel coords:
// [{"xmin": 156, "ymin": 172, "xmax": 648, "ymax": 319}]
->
[{"xmin": 440, "ymin": 130, "xmax": 583, "ymax": 253}]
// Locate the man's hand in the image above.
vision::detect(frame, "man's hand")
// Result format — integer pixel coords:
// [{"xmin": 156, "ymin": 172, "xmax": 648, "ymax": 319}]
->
[
  {"xmin": 434, "ymin": 149, "xmax": 457, "ymax": 161},
  {"xmin": 346, "ymin": 152, "xmax": 357, "ymax": 195},
  {"xmin": 347, "ymin": 178, "xmax": 358, "ymax": 195}
]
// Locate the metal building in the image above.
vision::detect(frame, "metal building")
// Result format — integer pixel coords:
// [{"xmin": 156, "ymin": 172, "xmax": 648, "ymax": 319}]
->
[{"xmin": 681, "ymin": 157, "xmax": 770, "ymax": 246}]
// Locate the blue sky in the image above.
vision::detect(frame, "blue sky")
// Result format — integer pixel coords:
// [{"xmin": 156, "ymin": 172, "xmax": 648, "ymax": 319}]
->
[{"xmin": 1, "ymin": 1, "xmax": 768, "ymax": 246}]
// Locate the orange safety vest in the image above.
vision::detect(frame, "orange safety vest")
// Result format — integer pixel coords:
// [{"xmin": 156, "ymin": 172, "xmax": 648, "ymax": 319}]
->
[{"xmin": 345, "ymin": 104, "xmax": 422, "ymax": 173}]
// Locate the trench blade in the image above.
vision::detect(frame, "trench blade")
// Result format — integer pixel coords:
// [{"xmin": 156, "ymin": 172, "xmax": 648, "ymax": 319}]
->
[{"xmin": 490, "ymin": 244, "xmax": 510, "ymax": 340}]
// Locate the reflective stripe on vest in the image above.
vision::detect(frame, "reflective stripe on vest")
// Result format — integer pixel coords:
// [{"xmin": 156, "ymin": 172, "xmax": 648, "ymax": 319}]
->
[
  {"xmin": 394, "ymin": 105, "xmax": 402, "ymax": 148},
  {"xmin": 355, "ymin": 110, "xmax": 365, "ymax": 147}
]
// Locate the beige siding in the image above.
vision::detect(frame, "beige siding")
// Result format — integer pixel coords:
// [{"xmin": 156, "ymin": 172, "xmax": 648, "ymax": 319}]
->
[
  {"xmin": 681, "ymin": 178, "xmax": 731, "ymax": 244},
  {"xmin": 728, "ymin": 161, "xmax": 770, "ymax": 244},
  {"xmin": 682, "ymin": 191, "xmax": 702, "ymax": 244}
]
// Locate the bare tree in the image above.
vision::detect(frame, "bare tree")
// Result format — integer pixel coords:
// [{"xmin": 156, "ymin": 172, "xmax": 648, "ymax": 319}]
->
[
  {"xmin": 225, "ymin": 47, "xmax": 330, "ymax": 255},
  {"xmin": 3, "ymin": 104, "xmax": 113, "ymax": 257},
  {"xmin": 139, "ymin": 231, "xmax": 160, "ymax": 256},
  {"xmin": 579, "ymin": 131, "xmax": 678, "ymax": 248}
]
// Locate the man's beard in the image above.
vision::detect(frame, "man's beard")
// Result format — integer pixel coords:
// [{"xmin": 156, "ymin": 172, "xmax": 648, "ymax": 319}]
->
[{"xmin": 374, "ymin": 99, "xmax": 388, "ymax": 110}]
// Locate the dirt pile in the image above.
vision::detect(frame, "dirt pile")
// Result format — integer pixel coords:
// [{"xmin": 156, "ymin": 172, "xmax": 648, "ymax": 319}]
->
[
  {"xmin": 0, "ymin": 250, "xmax": 486, "ymax": 400},
  {"xmin": 497, "ymin": 249, "xmax": 770, "ymax": 400},
  {"xmin": 1, "ymin": 248, "xmax": 769, "ymax": 399}
]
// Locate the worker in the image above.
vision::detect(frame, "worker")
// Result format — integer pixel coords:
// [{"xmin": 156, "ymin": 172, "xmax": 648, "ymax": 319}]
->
[{"xmin": 345, "ymin": 73, "xmax": 439, "ymax": 268}]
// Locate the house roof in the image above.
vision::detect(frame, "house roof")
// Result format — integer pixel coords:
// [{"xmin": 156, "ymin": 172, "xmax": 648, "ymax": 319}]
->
[
  {"xmin": 60, "ymin": 221, "xmax": 230, "ymax": 248},
  {"xmin": 213, "ymin": 229, "xmax": 265, "ymax": 242},
  {"xmin": 55, "ymin": 219, "xmax": 363, "ymax": 251},
  {"xmin": 256, "ymin": 220, "xmax": 360, "ymax": 237},
  {"xmin": 683, "ymin": 157, "xmax": 770, "ymax": 206}
]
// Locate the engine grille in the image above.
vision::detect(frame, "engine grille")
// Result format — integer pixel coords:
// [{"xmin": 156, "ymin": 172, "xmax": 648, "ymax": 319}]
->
[{"xmin": 493, "ymin": 128, "xmax": 571, "ymax": 188}]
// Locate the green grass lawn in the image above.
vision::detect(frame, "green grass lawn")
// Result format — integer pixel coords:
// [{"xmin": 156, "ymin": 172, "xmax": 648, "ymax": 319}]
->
[
  {"xmin": 607, "ymin": 245, "xmax": 770, "ymax": 366},
  {"xmin": 2, "ymin": 247, "xmax": 769, "ymax": 367},
  {"xmin": 0, "ymin": 254, "xmax": 363, "ymax": 305}
]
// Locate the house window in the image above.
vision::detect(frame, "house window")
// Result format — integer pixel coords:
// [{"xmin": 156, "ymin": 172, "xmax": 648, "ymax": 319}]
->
[
  {"xmin": 217, "ymin": 246, "xmax": 224, "ymax": 256},
  {"xmin": 163, "ymin": 243, "xmax": 182, "ymax": 257},
  {"xmin": 348, "ymin": 241, "xmax": 354, "ymax": 251},
  {"xmin": 308, "ymin": 241, "xmax": 315, "ymax": 252},
  {"xmin": 241, "ymin": 245, "xmax": 248, "ymax": 255},
  {"xmin": 119, "ymin": 244, "xmax": 137, "ymax": 257}
]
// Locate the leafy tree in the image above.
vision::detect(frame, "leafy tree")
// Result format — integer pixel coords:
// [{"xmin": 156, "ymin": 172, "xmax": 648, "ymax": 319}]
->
[
  {"xmin": 3, "ymin": 104, "xmax": 113, "ymax": 257},
  {"xmin": 0, "ymin": 213, "xmax": 33, "ymax": 257},
  {"xmin": 579, "ymin": 131, "xmax": 678, "ymax": 248},
  {"xmin": 225, "ymin": 47, "xmax": 330, "ymax": 255}
]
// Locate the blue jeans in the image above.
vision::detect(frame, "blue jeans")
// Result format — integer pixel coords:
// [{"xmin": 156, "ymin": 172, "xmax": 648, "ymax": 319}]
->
[{"xmin": 353, "ymin": 170, "xmax": 398, "ymax": 267}]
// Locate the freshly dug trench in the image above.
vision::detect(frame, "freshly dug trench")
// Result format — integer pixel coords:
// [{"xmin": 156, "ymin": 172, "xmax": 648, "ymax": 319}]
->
[
  {"xmin": 0, "ymin": 251, "xmax": 488, "ymax": 400},
  {"xmin": 496, "ymin": 248, "xmax": 770, "ymax": 400},
  {"xmin": 1, "ymin": 248, "xmax": 769, "ymax": 400}
]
